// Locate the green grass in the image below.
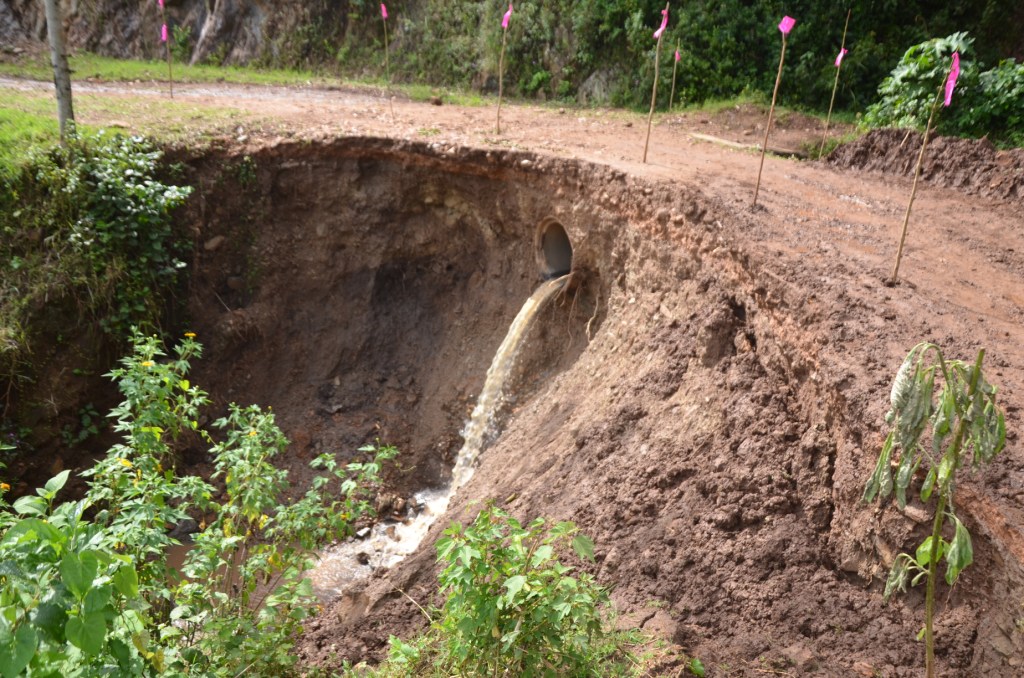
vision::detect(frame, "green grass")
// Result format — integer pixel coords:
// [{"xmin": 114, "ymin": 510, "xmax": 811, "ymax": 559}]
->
[
  {"xmin": 0, "ymin": 52, "xmax": 335, "ymax": 88},
  {"xmin": 0, "ymin": 88, "xmax": 250, "ymax": 178}
]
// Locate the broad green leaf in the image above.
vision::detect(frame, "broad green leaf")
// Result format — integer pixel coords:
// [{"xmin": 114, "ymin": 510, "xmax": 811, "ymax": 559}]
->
[
  {"xmin": 571, "ymin": 534, "xmax": 596, "ymax": 562},
  {"xmin": 688, "ymin": 657, "xmax": 706, "ymax": 677},
  {"xmin": 503, "ymin": 575, "xmax": 527, "ymax": 603},
  {"xmin": 113, "ymin": 561, "xmax": 140, "ymax": 602},
  {"xmin": 945, "ymin": 516, "xmax": 974, "ymax": 585},
  {"xmin": 61, "ymin": 550, "xmax": 99, "ymax": 599},
  {"xmin": 66, "ymin": 611, "xmax": 107, "ymax": 656},
  {"xmin": 11, "ymin": 495, "xmax": 47, "ymax": 517},
  {"xmin": 890, "ymin": 354, "xmax": 916, "ymax": 412},
  {"xmin": 530, "ymin": 544, "xmax": 554, "ymax": 567},
  {"xmin": 84, "ymin": 584, "xmax": 112, "ymax": 614},
  {"xmin": 43, "ymin": 470, "xmax": 71, "ymax": 496},
  {"xmin": 0, "ymin": 624, "xmax": 38, "ymax": 678}
]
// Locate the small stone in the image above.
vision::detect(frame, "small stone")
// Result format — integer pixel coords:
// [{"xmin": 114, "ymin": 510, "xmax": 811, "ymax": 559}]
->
[
  {"xmin": 852, "ymin": 661, "xmax": 876, "ymax": 677},
  {"xmin": 429, "ymin": 96, "xmax": 442, "ymax": 106},
  {"xmin": 356, "ymin": 552, "xmax": 370, "ymax": 565},
  {"xmin": 520, "ymin": 159, "xmax": 532, "ymax": 168},
  {"xmin": 355, "ymin": 527, "xmax": 371, "ymax": 539},
  {"xmin": 204, "ymin": 235, "xmax": 227, "ymax": 252},
  {"xmin": 641, "ymin": 610, "xmax": 679, "ymax": 643},
  {"xmin": 781, "ymin": 643, "xmax": 817, "ymax": 671}
]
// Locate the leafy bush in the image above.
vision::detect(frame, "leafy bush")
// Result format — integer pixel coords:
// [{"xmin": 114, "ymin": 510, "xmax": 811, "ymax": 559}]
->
[
  {"xmin": 865, "ymin": 32, "xmax": 1024, "ymax": 147},
  {"xmin": 379, "ymin": 503, "xmax": 640, "ymax": 677},
  {"xmin": 0, "ymin": 132, "xmax": 191, "ymax": 376},
  {"xmin": 0, "ymin": 332, "xmax": 396, "ymax": 675}
]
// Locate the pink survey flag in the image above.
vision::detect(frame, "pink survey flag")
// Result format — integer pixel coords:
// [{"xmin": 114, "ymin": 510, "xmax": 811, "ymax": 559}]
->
[
  {"xmin": 380, "ymin": 3, "xmax": 387, "ymax": 20},
  {"xmin": 158, "ymin": 0, "xmax": 164, "ymax": 7},
  {"xmin": 161, "ymin": 23, "xmax": 168, "ymax": 42},
  {"xmin": 502, "ymin": 4, "xmax": 513, "ymax": 29},
  {"xmin": 944, "ymin": 52, "xmax": 960, "ymax": 106},
  {"xmin": 653, "ymin": 8, "xmax": 668, "ymax": 40},
  {"xmin": 778, "ymin": 16, "xmax": 795, "ymax": 35},
  {"xmin": 675, "ymin": 49, "xmax": 681, "ymax": 62},
  {"xmin": 835, "ymin": 48, "xmax": 848, "ymax": 67}
]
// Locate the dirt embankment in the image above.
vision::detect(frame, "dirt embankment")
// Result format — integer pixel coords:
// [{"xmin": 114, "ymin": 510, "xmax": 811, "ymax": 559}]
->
[
  {"xmin": 160, "ymin": 135, "xmax": 1024, "ymax": 676},
  {"xmin": 828, "ymin": 128, "xmax": 1024, "ymax": 206}
]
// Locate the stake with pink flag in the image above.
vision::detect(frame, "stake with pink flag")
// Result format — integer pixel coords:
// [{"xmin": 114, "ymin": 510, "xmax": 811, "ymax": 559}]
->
[
  {"xmin": 496, "ymin": 4, "xmax": 513, "ymax": 134},
  {"xmin": 669, "ymin": 41, "xmax": 682, "ymax": 110},
  {"xmin": 642, "ymin": 3, "xmax": 670, "ymax": 164},
  {"xmin": 380, "ymin": 4, "xmax": 395, "ymax": 119},
  {"xmin": 890, "ymin": 51, "xmax": 961, "ymax": 285},
  {"xmin": 157, "ymin": 0, "xmax": 173, "ymax": 98},
  {"xmin": 752, "ymin": 15, "xmax": 796, "ymax": 208},
  {"xmin": 819, "ymin": 10, "xmax": 852, "ymax": 157}
]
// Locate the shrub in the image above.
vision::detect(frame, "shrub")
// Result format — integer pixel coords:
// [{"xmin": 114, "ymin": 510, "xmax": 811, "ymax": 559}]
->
[
  {"xmin": 379, "ymin": 503, "xmax": 641, "ymax": 677},
  {"xmin": 0, "ymin": 332, "xmax": 396, "ymax": 675},
  {"xmin": 0, "ymin": 132, "xmax": 192, "ymax": 376},
  {"xmin": 865, "ymin": 32, "xmax": 1024, "ymax": 147}
]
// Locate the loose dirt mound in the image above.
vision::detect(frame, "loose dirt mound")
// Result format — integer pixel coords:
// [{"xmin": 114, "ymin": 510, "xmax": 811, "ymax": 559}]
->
[{"xmin": 829, "ymin": 128, "xmax": 1024, "ymax": 205}]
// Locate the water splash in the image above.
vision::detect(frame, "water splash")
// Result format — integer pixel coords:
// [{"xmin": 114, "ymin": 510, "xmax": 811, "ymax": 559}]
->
[
  {"xmin": 451, "ymin": 274, "xmax": 569, "ymax": 489},
  {"xmin": 307, "ymin": 274, "xmax": 568, "ymax": 601}
]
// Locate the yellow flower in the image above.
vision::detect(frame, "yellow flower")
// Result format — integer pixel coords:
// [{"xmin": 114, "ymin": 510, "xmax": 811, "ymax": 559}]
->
[
  {"xmin": 141, "ymin": 361, "xmax": 155, "ymax": 367},
  {"xmin": 0, "ymin": 482, "xmax": 10, "ymax": 492},
  {"xmin": 184, "ymin": 332, "xmax": 196, "ymax": 338},
  {"xmin": 118, "ymin": 458, "xmax": 133, "ymax": 468},
  {"xmin": 247, "ymin": 430, "xmax": 258, "ymax": 437}
]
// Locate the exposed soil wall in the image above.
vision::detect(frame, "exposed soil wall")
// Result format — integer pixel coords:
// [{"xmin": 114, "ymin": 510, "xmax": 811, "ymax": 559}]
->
[{"xmin": 166, "ymin": 138, "xmax": 1024, "ymax": 676}]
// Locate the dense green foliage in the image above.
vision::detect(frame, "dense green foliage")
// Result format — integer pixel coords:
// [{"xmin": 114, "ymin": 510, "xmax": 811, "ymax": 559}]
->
[
  {"xmin": 334, "ymin": 0, "xmax": 1022, "ymax": 112},
  {"xmin": 865, "ymin": 33, "xmax": 1024, "ymax": 147},
  {"xmin": 376, "ymin": 504, "xmax": 642, "ymax": 677},
  {"xmin": 0, "ymin": 333, "xmax": 395, "ymax": 675},
  {"xmin": 0, "ymin": 133, "xmax": 191, "ymax": 377}
]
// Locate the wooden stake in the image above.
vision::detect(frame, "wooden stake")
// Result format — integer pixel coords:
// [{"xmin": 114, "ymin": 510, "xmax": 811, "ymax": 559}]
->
[
  {"xmin": 752, "ymin": 30, "xmax": 789, "ymax": 208},
  {"xmin": 890, "ymin": 81, "xmax": 946, "ymax": 284},
  {"xmin": 383, "ymin": 10, "xmax": 394, "ymax": 119},
  {"xmin": 819, "ymin": 9, "xmax": 851, "ymax": 158},
  {"xmin": 669, "ymin": 39, "xmax": 680, "ymax": 110},
  {"xmin": 643, "ymin": 2, "xmax": 670, "ymax": 164},
  {"xmin": 160, "ymin": 5, "xmax": 174, "ymax": 99},
  {"xmin": 496, "ymin": 25, "xmax": 508, "ymax": 134}
]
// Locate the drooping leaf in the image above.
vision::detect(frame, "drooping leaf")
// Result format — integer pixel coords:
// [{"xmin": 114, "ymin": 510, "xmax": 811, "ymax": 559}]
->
[
  {"xmin": 863, "ymin": 432, "xmax": 894, "ymax": 503},
  {"xmin": 890, "ymin": 353, "xmax": 917, "ymax": 412},
  {"xmin": 884, "ymin": 556, "xmax": 911, "ymax": 601},
  {"xmin": 916, "ymin": 536, "xmax": 937, "ymax": 566},
  {"xmin": 920, "ymin": 467, "xmax": 937, "ymax": 502},
  {"xmin": 945, "ymin": 515, "xmax": 973, "ymax": 585},
  {"xmin": 894, "ymin": 448, "xmax": 920, "ymax": 510}
]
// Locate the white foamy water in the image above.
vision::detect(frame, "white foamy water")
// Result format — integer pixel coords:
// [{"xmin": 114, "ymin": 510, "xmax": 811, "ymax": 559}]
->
[{"xmin": 307, "ymin": 275, "xmax": 569, "ymax": 602}]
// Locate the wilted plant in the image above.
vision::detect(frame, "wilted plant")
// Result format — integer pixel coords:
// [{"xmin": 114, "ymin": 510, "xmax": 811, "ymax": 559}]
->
[{"xmin": 863, "ymin": 343, "xmax": 1005, "ymax": 678}]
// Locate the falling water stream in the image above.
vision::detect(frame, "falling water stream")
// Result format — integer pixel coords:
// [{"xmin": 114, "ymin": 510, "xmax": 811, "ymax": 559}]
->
[{"xmin": 308, "ymin": 274, "xmax": 569, "ymax": 600}]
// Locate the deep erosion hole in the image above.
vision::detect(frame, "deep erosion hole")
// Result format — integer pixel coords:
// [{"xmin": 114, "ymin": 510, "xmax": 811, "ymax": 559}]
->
[{"xmin": 163, "ymin": 137, "xmax": 1024, "ymax": 676}]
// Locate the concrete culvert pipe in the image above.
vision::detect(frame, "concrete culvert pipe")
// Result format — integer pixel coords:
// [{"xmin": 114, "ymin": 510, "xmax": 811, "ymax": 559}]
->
[{"xmin": 536, "ymin": 219, "xmax": 573, "ymax": 279}]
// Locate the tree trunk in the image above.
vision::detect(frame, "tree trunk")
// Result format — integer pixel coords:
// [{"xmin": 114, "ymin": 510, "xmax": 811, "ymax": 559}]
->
[{"xmin": 43, "ymin": 0, "xmax": 74, "ymax": 142}]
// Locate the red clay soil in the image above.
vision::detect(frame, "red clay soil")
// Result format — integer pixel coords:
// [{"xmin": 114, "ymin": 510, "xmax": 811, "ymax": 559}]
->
[{"xmin": 5, "ymin": 78, "xmax": 1024, "ymax": 676}]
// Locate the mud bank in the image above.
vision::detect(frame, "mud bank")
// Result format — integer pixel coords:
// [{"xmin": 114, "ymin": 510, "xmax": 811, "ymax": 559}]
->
[{"xmin": 173, "ymin": 137, "xmax": 1024, "ymax": 676}]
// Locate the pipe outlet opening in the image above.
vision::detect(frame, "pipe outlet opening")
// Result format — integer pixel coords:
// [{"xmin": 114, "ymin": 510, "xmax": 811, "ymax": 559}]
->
[{"xmin": 536, "ymin": 219, "xmax": 573, "ymax": 279}]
